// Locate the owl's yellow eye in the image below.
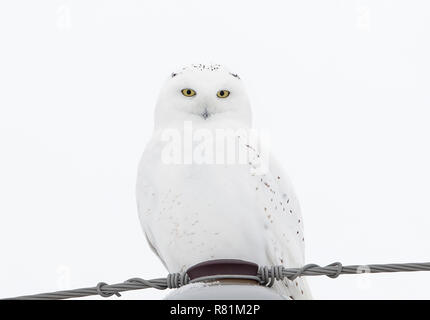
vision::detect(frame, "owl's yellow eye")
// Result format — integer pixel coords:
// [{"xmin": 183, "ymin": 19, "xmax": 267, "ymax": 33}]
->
[
  {"xmin": 181, "ymin": 88, "xmax": 196, "ymax": 97},
  {"xmin": 216, "ymin": 90, "xmax": 230, "ymax": 98}
]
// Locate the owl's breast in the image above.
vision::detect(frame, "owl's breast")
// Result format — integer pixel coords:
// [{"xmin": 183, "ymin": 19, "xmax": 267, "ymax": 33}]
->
[{"xmin": 142, "ymin": 162, "xmax": 271, "ymax": 273}]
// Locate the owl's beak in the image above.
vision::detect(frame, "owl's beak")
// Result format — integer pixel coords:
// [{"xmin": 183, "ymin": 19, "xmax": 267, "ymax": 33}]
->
[{"xmin": 201, "ymin": 108, "xmax": 210, "ymax": 120}]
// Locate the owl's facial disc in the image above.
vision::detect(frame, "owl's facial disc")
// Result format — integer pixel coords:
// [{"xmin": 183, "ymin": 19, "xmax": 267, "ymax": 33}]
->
[{"xmin": 154, "ymin": 64, "xmax": 252, "ymax": 128}]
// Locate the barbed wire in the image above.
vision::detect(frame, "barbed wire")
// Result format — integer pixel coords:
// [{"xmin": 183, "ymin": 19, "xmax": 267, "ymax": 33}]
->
[{"xmin": 3, "ymin": 261, "xmax": 430, "ymax": 300}]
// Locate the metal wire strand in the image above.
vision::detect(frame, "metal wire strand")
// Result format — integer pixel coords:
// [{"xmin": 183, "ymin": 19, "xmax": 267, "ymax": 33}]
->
[{"xmin": 4, "ymin": 261, "xmax": 430, "ymax": 300}]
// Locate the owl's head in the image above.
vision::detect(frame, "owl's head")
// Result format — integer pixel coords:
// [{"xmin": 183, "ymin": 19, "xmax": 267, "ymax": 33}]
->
[{"xmin": 154, "ymin": 64, "xmax": 252, "ymax": 129}]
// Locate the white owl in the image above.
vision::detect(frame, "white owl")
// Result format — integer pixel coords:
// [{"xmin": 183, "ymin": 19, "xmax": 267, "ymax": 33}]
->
[{"xmin": 136, "ymin": 64, "xmax": 311, "ymax": 299}]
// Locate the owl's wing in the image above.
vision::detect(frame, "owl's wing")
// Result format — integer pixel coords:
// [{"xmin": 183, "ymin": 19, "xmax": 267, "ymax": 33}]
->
[
  {"xmin": 268, "ymin": 155, "xmax": 305, "ymax": 263},
  {"xmin": 257, "ymin": 152, "xmax": 311, "ymax": 299},
  {"xmin": 136, "ymin": 137, "xmax": 168, "ymax": 269},
  {"xmin": 269, "ymin": 157, "xmax": 312, "ymax": 299}
]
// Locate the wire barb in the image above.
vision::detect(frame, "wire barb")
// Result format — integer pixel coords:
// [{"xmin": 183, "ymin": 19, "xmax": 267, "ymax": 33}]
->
[{"xmin": 96, "ymin": 282, "xmax": 121, "ymax": 298}]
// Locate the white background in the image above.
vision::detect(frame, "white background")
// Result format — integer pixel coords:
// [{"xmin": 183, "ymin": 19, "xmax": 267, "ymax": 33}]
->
[{"xmin": 0, "ymin": 0, "xmax": 429, "ymax": 299}]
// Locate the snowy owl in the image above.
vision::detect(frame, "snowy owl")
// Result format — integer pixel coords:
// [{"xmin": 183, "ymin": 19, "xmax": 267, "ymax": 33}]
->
[{"xmin": 136, "ymin": 64, "xmax": 311, "ymax": 299}]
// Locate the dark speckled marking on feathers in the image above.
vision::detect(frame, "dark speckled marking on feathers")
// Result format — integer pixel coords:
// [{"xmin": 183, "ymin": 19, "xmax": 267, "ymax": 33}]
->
[{"xmin": 171, "ymin": 64, "xmax": 241, "ymax": 80}]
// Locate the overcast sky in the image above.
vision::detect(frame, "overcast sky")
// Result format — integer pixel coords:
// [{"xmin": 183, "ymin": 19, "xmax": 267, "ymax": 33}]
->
[{"xmin": 0, "ymin": 0, "xmax": 429, "ymax": 299}]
